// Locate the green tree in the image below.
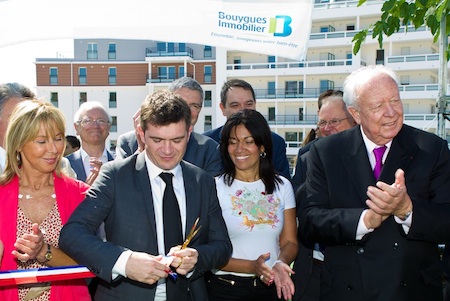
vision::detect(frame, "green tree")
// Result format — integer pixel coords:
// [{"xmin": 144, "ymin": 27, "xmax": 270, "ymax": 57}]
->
[{"xmin": 352, "ymin": 0, "xmax": 450, "ymax": 59}]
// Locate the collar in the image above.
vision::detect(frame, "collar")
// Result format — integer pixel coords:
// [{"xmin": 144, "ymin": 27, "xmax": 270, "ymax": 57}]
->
[{"xmin": 143, "ymin": 152, "xmax": 182, "ymax": 182}]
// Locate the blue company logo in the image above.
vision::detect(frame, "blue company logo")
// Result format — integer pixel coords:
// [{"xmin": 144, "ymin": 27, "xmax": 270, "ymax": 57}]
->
[
  {"xmin": 269, "ymin": 16, "xmax": 292, "ymax": 37},
  {"xmin": 218, "ymin": 12, "xmax": 293, "ymax": 37}
]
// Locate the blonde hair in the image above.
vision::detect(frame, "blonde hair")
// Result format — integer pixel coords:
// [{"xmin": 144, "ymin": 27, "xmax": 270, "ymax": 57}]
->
[{"xmin": 0, "ymin": 99, "xmax": 66, "ymax": 184}]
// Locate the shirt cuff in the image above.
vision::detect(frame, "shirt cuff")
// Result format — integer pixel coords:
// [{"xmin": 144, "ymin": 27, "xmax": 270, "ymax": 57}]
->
[
  {"xmin": 111, "ymin": 250, "xmax": 133, "ymax": 280},
  {"xmin": 394, "ymin": 212, "xmax": 412, "ymax": 234},
  {"xmin": 356, "ymin": 209, "xmax": 374, "ymax": 240}
]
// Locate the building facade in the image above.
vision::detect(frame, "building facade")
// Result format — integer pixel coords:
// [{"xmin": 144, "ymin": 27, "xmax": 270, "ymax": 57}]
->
[{"xmin": 35, "ymin": 0, "xmax": 450, "ymax": 173}]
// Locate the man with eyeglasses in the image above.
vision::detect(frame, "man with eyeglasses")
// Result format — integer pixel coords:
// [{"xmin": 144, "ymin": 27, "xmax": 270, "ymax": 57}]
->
[
  {"xmin": 115, "ymin": 77, "xmax": 223, "ymax": 177},
  {"xmin": 291, "ymin": 90, "xmax": 356, "ymax": 301},
  {"xmin": 67, "ymin": 101, "xmax": 115, "ymax": 185}
]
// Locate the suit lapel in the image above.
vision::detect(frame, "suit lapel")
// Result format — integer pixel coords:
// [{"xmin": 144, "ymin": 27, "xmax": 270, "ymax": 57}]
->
[
  {"xmin": 135, "ymin": 153, "xmax": 157, "ymax": 243},
  {"xmin": 379, "ymin": 126, "xmax": 417, "ymax": 183},
  {"xmin": 180, "ymin": 162, "xmax": 200, "ymax": 240},
  {"xmin": 341, "ymin": 126, "xmax": 376, "ymax": 204}
]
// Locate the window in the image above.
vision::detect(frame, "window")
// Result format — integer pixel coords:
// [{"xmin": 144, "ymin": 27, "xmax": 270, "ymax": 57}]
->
[
  {"xmin": 109, "ymin": 67, "xmax": 117, "ymax": 84},
  {"xmin": 320, "ymin": 25, "xmax": 335, "ymax": 32},
  {"xmin": 157, "ymin": 42, "xmax": 166, "ymax": 52},
  {"xmin": 347, "ymin": 24, "xmax": 355, "ymax": 31},
  {"xmin": 78, "ymin": 67, "xmax": 87, "ymax": 84},
  {"xmin": 204, "ymin": 45, "xmax": 212, "ymax": 58},
  {"xmin": 179, "ymin": 43, "xmax": 186, "ymax": 52},
  {"xmin": 233, "ymin": 58, "xmax": 241, "ymax": 70},
  {"xmin": 79, "ymin": 92, "xmax": 87, "ymax": 105},
  {"xmin": 346, "ymin": 52, "xmax": 352, "ymax": 65},
  {"xmin": 167, "ymin": 43, "xmax": 175, "ymax": 53},
  {"xmin": 109, "ymin": 92, "xmax": 117, "ymax": 108},
  {"xmin": 204, "ymin": 65, "xmax": 212, "ymax": 83},
  {"xmin": 285, "ymin": 132, "xmax": 300, "ymax": 147},
  {"xmin": 268, "ymin": 107, "xmax": 275, "ymax": 121},
  {"xmin": 285, "ymin": 81, "xmax": 304, "ymax": 97},
  {"xmin": 204, "ymin": 90, "xmax": 212, "ymax": 107},
  {"xmin": 320, "ymin": 80, "xmax": 334, "ymax": 93},
  {"xmin": 87, "ymin": 42, "xmax": 98, "ymax": 59},
  {"xmin": 158, "ymin": 66, "xmax": 176, "ymax": 81},
  {"xmin": 400, "ymin": 75, "xmax": 410, "ymax": 85},
  {"xmin": 268, "ymin": 56, "xmax": 276, "ymax": 68},
  {"xmin": 376, "ymin": 49, "xmax": 385, "ymax": 65},
  {"xmin": 108, "ymin": 43, "xmax": 116, "ymax": 59},
  {"xmin": 299, "ymin": 108, "xmax": 304, "ymax": 121},
  {"xmin": 110, "ymin": 116, "xmax": 117, "ymax": 132},
  {"xmin": 49, "ymin": 67, "xmax": 58, "ymax": 85},
  {"xmin": 109, "ymin": 140, "xmax": 117, "ymax": 152},
  {"xmin": 268, "ymin": 82, "xmax": 276, "ymax": 97},
  {"xmin": 204, "ymin": 115, "xmax": 212, "ymax": 131},
  {"xmin": 50, "ymin": 92, "xmax": 58, "ymax": 107},
  {"xmin": 178, "ymin": 66, "xmax": 185, "ymax": 78}
]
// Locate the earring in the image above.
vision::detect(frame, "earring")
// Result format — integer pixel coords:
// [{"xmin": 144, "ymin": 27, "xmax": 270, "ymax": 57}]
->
[
  {"xmin": 16, "ymin": 151, "xmax": 21, "ymax": 164},
  {"xmin": 260, "ymin": 151, "xmax": 267, "ymax": 158}
]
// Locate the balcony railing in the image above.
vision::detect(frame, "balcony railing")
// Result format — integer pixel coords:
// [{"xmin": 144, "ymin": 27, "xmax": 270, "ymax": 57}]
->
[
  {"xmin": 146, "ymin": 46, "xmax": 194, "ymax": 58},
  {"xmin": 147, "ymin": 73, "xmax": 194, "ymax": 83},
  {"xmin": 314, "ymin": 0, "xmax": 384, "ymax": 10},
  {"xmin": 254, "ymin": 88, "xmax": 336, "ymax": 99},
  {"xmin": 388, "ymin": 53, "xmax": 439, "ymax": 64},
  {"xmin": 260, "ymin": 113, "xmax": 439, "ymax": 126}
]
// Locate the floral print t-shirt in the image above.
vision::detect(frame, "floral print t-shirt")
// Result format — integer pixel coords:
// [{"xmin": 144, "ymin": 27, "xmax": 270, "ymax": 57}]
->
[{"xmin": 214, "ymin": 175, "xmax": 295, "ymax": 277}]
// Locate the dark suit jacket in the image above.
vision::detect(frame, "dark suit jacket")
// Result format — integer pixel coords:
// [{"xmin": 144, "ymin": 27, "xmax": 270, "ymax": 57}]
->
[
  {"xmin": 299, "ymin": 124, "xmax": 450, "ymax": 301},
  {"xmin": 203, "ymin": 126, "xmax": 291, "ymax": 180},
  {"xmin": 292, "ymin": 138, "xmax": 318, "ymax": 192},
  {"xmin": 115, "ymin": 130, "xmax": 223, "ymax": 177},
  {"xmin": 66, "ymin": 149, "xmax": 115, "ymax": 182},
  {"xmin": 59, "ymin": 153, "xmax": 232, "ymax": 301}
]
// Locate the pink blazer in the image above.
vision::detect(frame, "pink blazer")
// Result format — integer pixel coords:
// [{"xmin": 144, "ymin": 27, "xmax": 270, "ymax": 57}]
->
[{"xmin": 0, "ymin": 173, "xmax": 91, "ymax": 301}]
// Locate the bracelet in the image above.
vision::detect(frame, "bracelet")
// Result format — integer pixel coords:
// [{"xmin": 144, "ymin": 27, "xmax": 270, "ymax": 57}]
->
[{"xmin": 271, "ymin": 259, "xmax": 285, "ymax": 268}]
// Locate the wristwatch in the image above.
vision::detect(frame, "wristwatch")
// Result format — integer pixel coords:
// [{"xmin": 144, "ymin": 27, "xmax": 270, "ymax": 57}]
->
[
  {"xmin": 400, "ymin": 210, "xmax": 412, "ymax": 221},
  {"xmin": 41, "ymin": 243, "xmax": 52, "ymax": 263}
]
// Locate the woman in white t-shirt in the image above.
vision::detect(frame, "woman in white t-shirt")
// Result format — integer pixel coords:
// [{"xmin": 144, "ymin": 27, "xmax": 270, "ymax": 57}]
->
[{"xmin": 207, "ymin": 109, "xmax": 297, "ymax": 301}]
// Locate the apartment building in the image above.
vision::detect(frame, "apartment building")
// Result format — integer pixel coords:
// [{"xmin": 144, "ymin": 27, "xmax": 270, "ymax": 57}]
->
[{"xmin": 35, "ymin": 0, "xmax": 450, "ymax": 173}]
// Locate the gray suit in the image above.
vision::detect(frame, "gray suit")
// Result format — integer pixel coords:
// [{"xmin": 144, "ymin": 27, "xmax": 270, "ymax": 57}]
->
[{"xmin": 60, "ymin": 153, "xmax": 232, "ymax": 301}]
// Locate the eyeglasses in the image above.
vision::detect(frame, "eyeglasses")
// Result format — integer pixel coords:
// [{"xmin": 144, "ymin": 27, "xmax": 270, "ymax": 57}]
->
[
  {"xmin": 317, "ymin": 117, "xmax": 350, "ymax": 128},
  {"xmin": 78, "ymin": 118, "xmax": 110, "ymax": 127}
]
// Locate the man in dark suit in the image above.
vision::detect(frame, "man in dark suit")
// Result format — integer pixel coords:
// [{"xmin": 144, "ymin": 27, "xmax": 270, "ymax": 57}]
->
[
  {"xmin": 60, "ymin": 90, "xmax": 232, "ymax": 301},
  {"xmin": 299, "ymin": 65, "xmax": 450, "ymax": 301},
  {"xmin": 292, "ymin": 91, "xmax": 356, "ymax": 301},
  {"xmin": 67, "ymin": 101, "xmax": 115, "ymax": 185},
  {"xmin": 116, "ymin": 77, "xmax": 222, "ymax": 177},
  {"xmin": 203, "ymin": 79, "xmax": 291, "ymax": 180}
]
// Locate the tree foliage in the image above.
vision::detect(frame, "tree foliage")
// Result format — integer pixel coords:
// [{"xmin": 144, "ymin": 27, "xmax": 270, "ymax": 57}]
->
[{"xmin": 353, "ymin": 0, "xmax": 450, "ymax": 60}]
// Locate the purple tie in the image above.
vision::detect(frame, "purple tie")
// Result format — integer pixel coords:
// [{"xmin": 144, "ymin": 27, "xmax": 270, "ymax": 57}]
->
[{"xmin": 373, "ymin": 146, "xmax": 387, "ymax": 180}]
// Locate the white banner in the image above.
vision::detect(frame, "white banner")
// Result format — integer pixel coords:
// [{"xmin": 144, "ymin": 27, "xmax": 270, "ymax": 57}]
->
[{"xmin": 0, "ymin": 0, "xmax": 312, "ymax": 60}]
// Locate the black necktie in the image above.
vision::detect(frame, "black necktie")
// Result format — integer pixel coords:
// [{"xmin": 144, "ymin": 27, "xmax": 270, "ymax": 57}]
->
[
  {"xmin": 160, "ymin": 172, "xmax": 183, "ymax": 254},
  {"xmin": 160, "ymin": 172, "xmax": 187, "ymax": 301}
]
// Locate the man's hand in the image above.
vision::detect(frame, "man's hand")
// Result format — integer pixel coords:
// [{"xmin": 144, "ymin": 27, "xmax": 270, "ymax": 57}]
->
[
  {"xmin": 0, "ymin": 240, "xmax": 4, "ymax": 262},
  {"xmin": 366, "ymin": 168, "xmax": 413, "ymax": 225},
  {"xmin": 125, "ymin": 252, "xmax": 169, "ymax": 285},
  {"xmin": 12, "ymin": 223, "xmax": 44, "ymax": 262},
  {"xmin": 85, "ymin": 157, "xmax": 103, "ymax": 185},
  {"xmin": 168, "ymin": 247, "xmax": 198, "ymax": 275}
]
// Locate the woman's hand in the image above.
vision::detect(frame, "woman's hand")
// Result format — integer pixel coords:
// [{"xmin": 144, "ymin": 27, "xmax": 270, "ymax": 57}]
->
[
  {"xmin": 0, "ymin": 239, "xmax": 4, "ymax": 262},
  {"xmin": 252, "ymin": 253, "xmax": 274, "ymax": 286},
  {"xmin": 12, "ymin": 223, "xmax": 44, "ymax": 262},
  {"xmin": 272, "ymin": 261, "xmax": 295, "ymax": 300}
]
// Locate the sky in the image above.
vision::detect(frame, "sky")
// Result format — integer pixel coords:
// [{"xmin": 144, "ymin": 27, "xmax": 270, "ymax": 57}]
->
[{"xmin": 0, "ymin": 39, "xmax": 73, "ymax": 94}]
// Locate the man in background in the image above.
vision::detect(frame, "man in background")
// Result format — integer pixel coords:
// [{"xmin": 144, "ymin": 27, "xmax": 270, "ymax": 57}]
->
[
  {"xmin": 64, "ymin": 135, "xmax": 80, "ymax": 156},
  {"xmin": 203, "ymin": 78, "xmax": 291, "ymax": 180},
  {"xmin": 67, "ymin": 101, "xmax": 115, "ymax": 185},
  {"xmin": 291, "ymin": 90, "xmax": 356, "ymax": 301},
  {"xmin": 0, "ymin": 82, "xmax": 34, "ymax": 171}
]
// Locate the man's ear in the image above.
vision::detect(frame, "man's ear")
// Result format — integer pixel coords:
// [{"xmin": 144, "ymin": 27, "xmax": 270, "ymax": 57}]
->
[
  {"xmin": 347, "ymin": 106, "xmax": 361, "ymax": 125},
  {"xmin": 219, "ymin": 102, "xmax": 226, "ymax": 117}
]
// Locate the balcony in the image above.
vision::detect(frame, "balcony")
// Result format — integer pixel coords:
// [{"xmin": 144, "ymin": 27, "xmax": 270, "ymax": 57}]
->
[
  {"xmin": 146, "ymin": 46, "xmax": 194, "ymax": 58},
  {"xmin": 147, "ymin": 73, "xmax": 194, "ymax": 83},
  {"xmin": 255, "ymin": 88, "xmax": 334, "ymax": 100}
]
